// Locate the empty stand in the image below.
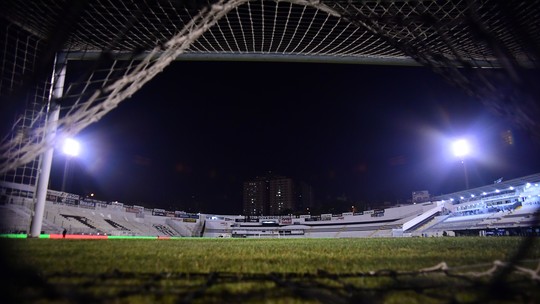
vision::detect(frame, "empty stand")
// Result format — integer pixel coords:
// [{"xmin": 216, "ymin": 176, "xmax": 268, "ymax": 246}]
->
[
  {"xmin": 60, "ymin": 214, "xmax": 97, "ymax": 230},
  {"xmin": 104, "ymin": 219, "xmax": 130, "ymax": 231},
  {"xmin": 153, "ymin": 224, "xmax": 176, "ymax": 237}
]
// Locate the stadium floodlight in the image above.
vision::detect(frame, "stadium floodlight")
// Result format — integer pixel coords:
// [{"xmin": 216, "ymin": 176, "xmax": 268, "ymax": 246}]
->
[
  {"xmin": 61, "ymin": 138, "xmax": 81, "ymax": 192},
  {"xmin": 62, "ymin": 138, "xmax": 81, "ymax": 157},
  {"xmin": 452, "ymin": 138, "xmax": 471, "ymax": 189},
  {"xmin": 452, "ymin": 139, "xmax": 470, "ymax": 158}
]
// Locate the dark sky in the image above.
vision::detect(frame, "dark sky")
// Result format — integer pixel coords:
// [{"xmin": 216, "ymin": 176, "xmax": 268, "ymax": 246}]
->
[{"xmin": 49, "ymin": 61, "xmax": 540, "ymax": 214}]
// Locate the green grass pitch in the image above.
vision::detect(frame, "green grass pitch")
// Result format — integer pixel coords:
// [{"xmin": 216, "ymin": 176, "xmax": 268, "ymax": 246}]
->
[{"xmin": 1, "ymin": 237, "xmax": 539, "ymax": 303}]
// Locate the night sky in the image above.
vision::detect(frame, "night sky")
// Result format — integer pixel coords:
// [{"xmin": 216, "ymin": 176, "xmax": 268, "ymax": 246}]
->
[{"xmin": 49, "ymin": 61, "xmax": 540, "ymax": 214}]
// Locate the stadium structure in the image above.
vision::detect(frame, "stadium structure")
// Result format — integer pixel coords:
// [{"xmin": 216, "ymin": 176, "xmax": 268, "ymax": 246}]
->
[
  {"xmin": 1, "ymin": 1, "xmax": 539, "ymax": 238},
  {"xmin": 1, "ymin": 173, "xmax": 539, "ymax": 238}
]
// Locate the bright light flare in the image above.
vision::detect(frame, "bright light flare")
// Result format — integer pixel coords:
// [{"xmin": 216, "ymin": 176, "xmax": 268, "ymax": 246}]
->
[
  {"xmin": 452, "ymin": 139, "xmax": 470, "ymax": 158},
  {"xmin": 62, "ymin": 138, "xmax": 81, "ymax": 157}
]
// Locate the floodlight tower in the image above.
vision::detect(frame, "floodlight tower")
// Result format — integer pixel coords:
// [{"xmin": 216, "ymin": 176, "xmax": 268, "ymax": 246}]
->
[
  {"xmin": 452, "ymin": 139, "xmax": 470, "ymax": 189},
  {"xmin": 61, "ymin": 138, "xmax": 81, "ymax": 192}
]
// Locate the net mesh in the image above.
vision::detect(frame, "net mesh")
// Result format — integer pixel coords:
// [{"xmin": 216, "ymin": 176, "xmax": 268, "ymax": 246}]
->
[
  {"xmin": 5, "ymin": 259, "xmax": 540, "ymax": 303},
  {"xmin": 0, "ymin": 0, "xmax": 539, "ymax": 192},
  {"xmin": 325, "ymin": 0, "xmax": 540, "ymax": 137},
  {"xmin": 0, "ymin": 16, "xmax": 52, "ymax": 195}
]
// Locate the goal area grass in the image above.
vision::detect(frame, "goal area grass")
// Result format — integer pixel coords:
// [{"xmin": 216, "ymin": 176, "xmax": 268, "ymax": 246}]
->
[{"xmin": 1, "ymin": 237, "xmax": 539, "ymax": 303}]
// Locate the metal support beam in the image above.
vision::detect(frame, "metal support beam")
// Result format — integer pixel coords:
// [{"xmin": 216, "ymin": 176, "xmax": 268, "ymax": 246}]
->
[{"xmin": 30, "ymin": 54, "xmax": 66, "ymax": 238}]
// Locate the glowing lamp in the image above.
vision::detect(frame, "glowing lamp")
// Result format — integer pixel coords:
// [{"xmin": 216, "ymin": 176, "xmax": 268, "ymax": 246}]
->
[
  {"xmin": 62, "ymin": 138, "xmax": 80, "ymax": 157},
  {"xmin": 452, "ymin": 139, "xmax": 470, "ymax": 158}
]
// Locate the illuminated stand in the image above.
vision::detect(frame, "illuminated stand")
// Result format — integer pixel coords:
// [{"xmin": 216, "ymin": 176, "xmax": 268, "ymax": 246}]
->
[{"xmin": 452, "ymin": 139, "xmax": 471, "ymax": 190}]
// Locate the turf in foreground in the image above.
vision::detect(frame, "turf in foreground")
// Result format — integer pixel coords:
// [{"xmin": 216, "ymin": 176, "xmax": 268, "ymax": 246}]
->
[{"xmin": 2, "ymin": 237, "xmax": 539, "ymax": 303}]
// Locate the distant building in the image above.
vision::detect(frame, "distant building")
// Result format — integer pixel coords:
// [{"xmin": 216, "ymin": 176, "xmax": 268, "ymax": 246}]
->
[
  {"xmin": 296, "ymin": 181, "xmax": 314, "ymax": 213},
  {"xmin": 243, "ymin": 179, "xmax": 268, "ymax": 216},
  {"xmin": 242, "ymin": 173, "xmax": 313, "ymax": 216},
  {"xmin": 269, "ymin": 177, "xmax": 295, "ymax": 215},
  {"xmin": 412, "ymin": 190, "xmax": 430, "ymax": 204}
]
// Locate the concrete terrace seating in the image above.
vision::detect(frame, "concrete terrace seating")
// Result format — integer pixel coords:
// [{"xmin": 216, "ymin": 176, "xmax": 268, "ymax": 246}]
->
[
  {"xmin": 153, "ymin": 224, "xmax": 176, "ymax": 236},
  {"xmin": 39, "ymin": 201, "xmax": 182, "ymax": 236},
  {"xmin": 60, "ymin": 214, "xmax": 97, "ymax": 229},
  {"xmin": 166, "ymin": 218, "xmax": 199, "ymax": 237},
  {"xmin": 104, "ymin": 219, "xmax": 130, "ymax": 231},
  {"xmin": 0, "ymin": 204, "xmax": 62, "ymax": 234},
  {"xmin": 409, "ymin": 215, "xmax": 449, "ymax": 236},
  {"xmin": 428, "ymin": 213, "xmax": 493, "ymax": 231},
  {"xmin": 0, "ymin": 205, "xmax": 30, "ymax": 233},
  {"xmin": 58, "ymin": 214, "xmax": 104, "ymax": 235},
  {"xmin": 492, "ymin": 210, "xmax": 539, "ymax": 227}
]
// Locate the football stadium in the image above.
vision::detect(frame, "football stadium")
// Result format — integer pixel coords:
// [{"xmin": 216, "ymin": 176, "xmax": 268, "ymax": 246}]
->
[
  {"xmin": 1, "ymin": 0, "xmax": 540, "ymax": 303},
  {"xmin": 1, "ymin": 173, "xmax": 540, "ymax": 239}
]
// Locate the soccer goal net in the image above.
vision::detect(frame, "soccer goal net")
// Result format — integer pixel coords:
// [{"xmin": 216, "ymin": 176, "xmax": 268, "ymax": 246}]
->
[{"xmin": 1, "ymin": 0, "xmax": 539, "ymax": 196}]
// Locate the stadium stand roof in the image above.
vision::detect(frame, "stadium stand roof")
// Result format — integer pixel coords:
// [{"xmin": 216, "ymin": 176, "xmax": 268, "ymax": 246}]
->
[{"xmin": 431, "ymin": 172, "xmax": 540, "ymax": 202}]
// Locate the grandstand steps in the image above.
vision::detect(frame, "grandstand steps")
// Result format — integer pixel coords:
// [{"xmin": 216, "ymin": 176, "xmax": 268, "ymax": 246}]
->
[
  {"xmin": 409, "ymin": 215, "xmax": 449, "ymax": 236},
  {"xmin": 368, "ymin": 227, "xmax": 381, "ymax": 238},
  {"xmin": 369, "ymin": 228, "xmax": 393, "ymax": 237},
  {"xmin": 60, "ymin": 214, "xmax": 94, "ymax": 229},
  {"xmin": 193, "ymin": 217, "xmax": 205, "ymax": 237},
  {"xmin": 104, "ymin": 219, "xmax": 130, "ymax": 231},
  {"xmin": 56, "ymin": 214, "xmax": 101, "ymax": 235},
  {"xmin": 0, "ymin": 205, "xmax": 30, "ymax": 233},
  {"xmin": 123, "ymin": 218, "xmax": 161, "ymax": 236},
  {"xmin": 402, "ymin": 205, "xmax": 443, "ymax": 233},
  {"xmin": 153, "ymin": 224, "xmax": 176, "ymax": 237},
  {"xmin": 368, "ymin": 224, "xmax": 393, "ymax": 238},
  {"xmin": 4, "ymin": 204, "xmax": 63, "ymax": 234},
  {"xmin": 404, "ymin": 215, "xmax": 437, "ymax": 233},
  {"xmin": 166, "ymin": 219, "xmax": 195, "ymax": 237},
  {"xmin": 334, "ymin": 225, "xmax": 349, "ymax": 238}
]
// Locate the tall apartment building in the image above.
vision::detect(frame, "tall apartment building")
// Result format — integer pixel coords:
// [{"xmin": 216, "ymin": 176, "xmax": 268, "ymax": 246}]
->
[
  {"xmin": 268, "ymin": 177, "xmax": 295, "ymax": 215},
  {"xmin": 296, "ymin": 181, "xmax": 314, "ymax": 213},
  {"xmin": 243, "ymin": 173, "xmax": 313, "ymax": 216},
  {"xmin": 242, "ymin": 179, "xmax": 268, "ymax": 216}
]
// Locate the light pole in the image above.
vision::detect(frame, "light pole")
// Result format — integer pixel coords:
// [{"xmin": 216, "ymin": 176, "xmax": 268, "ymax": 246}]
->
[
  {"xmin": 452, "ymin": 139, "xmax": 470, "ymax": 189},
  {"xmin": 61, "ymin": 138, "xmax": 80, "ymax": 192}
]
